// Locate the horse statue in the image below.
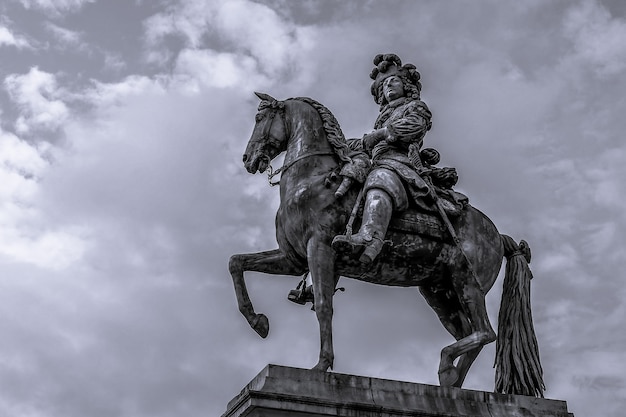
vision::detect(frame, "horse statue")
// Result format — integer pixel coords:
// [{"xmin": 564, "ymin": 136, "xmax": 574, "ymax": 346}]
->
[{"xmin": 229, "ymin": 92, "xmax": 545, "ymax": 397}]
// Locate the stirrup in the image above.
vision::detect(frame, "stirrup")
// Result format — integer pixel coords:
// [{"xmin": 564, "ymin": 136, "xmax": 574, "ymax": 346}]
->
[
  {"xmin": 332, "ymin": 234, "xmax": 371, "ymax": 256},
  {"xmin": 288, "ymin": 285, "xmax": 314, "ymax": 305},
  {"xmin": 288, "ymin": 285, "xmax": 345, "ymax": 310},
  {"xmin": 287, "ymin": 274, "xmax": 312, "ymax": 305}
]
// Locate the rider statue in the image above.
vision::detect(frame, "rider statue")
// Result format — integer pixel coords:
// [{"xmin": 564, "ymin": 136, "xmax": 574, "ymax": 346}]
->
[
  {"xmin": 290, "ymin": 53, "xmax": 466, "ymax": 304},
  {"xmin": 332, "ymin": 53, "xmax": 438, "ymax": 264},
  {"xmin": 240, "ymin": 54, "xmax": 544, "ymax": 399}
]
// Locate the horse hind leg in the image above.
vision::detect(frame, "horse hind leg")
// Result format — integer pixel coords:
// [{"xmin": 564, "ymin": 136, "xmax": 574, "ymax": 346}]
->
[
  {"xmin": 436, "ymin": 267, "xmax": 496, "ymax": 387},
  {"xmin": 229, "ymin": 249, "xmax": 305, "ymax": 338},
  {"xmin": 420, "ymin": 285, "xmax": 479, "ymax": 387},
  {"xmin": 420, "ymin": 276, "xmax": 495, "ymax": 387},
  {"xmin": 453, "ymin": 346, "xmax": 483, "ymax": 388}
]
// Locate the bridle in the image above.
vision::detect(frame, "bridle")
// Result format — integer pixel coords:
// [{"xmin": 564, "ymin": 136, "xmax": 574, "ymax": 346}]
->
[
  {"xmin": 255, "ymin": 100, "xmax": 286, "ymax": 185},
  {"xmin": 256, "ymin": 99, "xmax": 336, "ymax": 186}
]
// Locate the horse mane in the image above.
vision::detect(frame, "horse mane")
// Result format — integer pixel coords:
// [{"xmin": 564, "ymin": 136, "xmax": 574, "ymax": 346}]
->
[{"xmin": 291, "ymin": 97, "xmax": 352, "ymax": 163}]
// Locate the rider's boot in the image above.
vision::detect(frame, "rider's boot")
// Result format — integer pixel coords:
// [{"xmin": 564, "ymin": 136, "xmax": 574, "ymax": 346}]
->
[{"xmin": 332, "ymin": 188, "xmax": 393, "ymax": 264}]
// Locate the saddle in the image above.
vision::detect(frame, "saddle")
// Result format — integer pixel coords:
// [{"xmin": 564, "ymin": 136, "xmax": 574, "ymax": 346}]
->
[
  {"xmin": 369, "ymin": 188, "xmax": 467, "ymax": 241},
  {"xmin": 388, "ymin": 209, "xmax": 449, "ymax": 241},
  {"xmin": 391, "ymin": 189, "xmax": 466, "ymax": 241},
  {"xmin": 337, "ymin": 147, "xmax": 468, "ymax": 242}
]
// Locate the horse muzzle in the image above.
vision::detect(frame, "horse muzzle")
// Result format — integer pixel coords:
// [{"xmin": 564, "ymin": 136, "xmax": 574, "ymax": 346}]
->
[{"xmin": 243, "ymin": 153, "xmax": 269, "ymax": 174}]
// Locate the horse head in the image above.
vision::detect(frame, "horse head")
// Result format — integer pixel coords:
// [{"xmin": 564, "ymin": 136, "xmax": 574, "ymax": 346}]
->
[{"xmin": 243, "ymin": 92, "xmax": 289, "ymax": 174}]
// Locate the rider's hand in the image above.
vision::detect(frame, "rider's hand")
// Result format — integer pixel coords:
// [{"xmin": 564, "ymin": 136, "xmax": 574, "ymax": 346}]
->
[
  {"xmin": 362, "ymin": 128, "xmax": 389, "ymax": 151},
  {"xmin": 362, "ymin": 132, "xmax": 378, "ymax": 151}
]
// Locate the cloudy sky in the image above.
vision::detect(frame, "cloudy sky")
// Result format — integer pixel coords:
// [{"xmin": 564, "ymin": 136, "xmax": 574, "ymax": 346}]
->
[{"xmin": 1, "ymin": 0, "xmax": 625, "ymax": 416}]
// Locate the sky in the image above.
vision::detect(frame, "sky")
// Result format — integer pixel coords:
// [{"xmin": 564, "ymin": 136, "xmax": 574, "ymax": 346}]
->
[{"xmin": 0, "ymin": 0, "xmax": 625, "ymax": 416}]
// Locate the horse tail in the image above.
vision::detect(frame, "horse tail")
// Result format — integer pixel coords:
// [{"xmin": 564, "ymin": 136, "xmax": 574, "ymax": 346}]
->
[{"xmin": 494, "ymin": 234, "xmax": 545, "ymax": 397}]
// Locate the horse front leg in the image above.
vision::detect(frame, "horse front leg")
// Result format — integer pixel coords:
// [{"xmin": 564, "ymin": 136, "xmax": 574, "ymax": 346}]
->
[
  {"xmin": 307, "ymin": 239, "xmax": 337, "ymax": 371},
  {"xmin": 229, "ymin": 249, "xmax": 305, "ymax": 338}
]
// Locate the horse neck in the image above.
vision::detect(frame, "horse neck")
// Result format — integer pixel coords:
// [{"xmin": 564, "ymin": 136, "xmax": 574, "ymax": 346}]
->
[
  {"xmin": 283, "ymin": 100, "xmax": 334, "ymax": 165},
  {"xmin": 278, "ymin": 101, "xmax": 337, "ymax": 197}
]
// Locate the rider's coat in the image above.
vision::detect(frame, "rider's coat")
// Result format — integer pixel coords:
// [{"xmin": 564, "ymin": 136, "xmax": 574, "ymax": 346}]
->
[{"xmin": 356, "ymin": 97, "xmax": 433, "ymax": 212}]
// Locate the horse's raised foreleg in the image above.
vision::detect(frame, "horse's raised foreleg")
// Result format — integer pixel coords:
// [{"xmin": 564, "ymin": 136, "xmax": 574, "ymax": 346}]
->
[
  {"xmin": 229, "ymin": 249, "xmax": 305, "ymax": 338},
  {"xmin": 307, "ymin": 239, "xmax": 336, "ymax": 372}
]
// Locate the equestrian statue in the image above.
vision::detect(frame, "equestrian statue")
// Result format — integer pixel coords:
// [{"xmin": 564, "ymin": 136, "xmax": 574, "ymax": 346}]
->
[{"xmin": 228, "ymin": 53, "xmax": 545, "ymax": 397}]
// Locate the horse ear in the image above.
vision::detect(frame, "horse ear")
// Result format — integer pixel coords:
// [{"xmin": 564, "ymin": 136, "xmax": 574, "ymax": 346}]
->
[{"xmin": 254, "ymin": 91, "xmax": 276, "ymax": 102}]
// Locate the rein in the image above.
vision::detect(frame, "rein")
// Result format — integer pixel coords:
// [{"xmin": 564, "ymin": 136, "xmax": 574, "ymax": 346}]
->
[{"xmin": 267, "ymin": 150, "xmax": 337, "ymax": 186}]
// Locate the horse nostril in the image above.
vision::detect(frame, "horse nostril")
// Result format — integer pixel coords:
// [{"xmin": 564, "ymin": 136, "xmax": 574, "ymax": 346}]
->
[{"xmin": 243, "ymin": 154, "xmax": 248, "ymax": 163}]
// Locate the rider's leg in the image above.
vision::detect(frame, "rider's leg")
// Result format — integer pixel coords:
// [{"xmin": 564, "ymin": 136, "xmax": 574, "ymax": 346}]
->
[
  {"xmin": 332, "ymin": 168, "xmax": 406, "ymax": 263},
  {"xmin": 358, "ymin": 188, "xmax": 393, "ymax": 263},
  {"xmin": 332, "ymin": 187, "xmax": 393, "ymax": 263}
]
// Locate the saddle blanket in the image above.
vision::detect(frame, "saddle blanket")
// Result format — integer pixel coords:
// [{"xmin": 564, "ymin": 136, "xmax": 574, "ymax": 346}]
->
[{"xmin": 388, "ymin": 209, "xmax": 449, "ymax": 241}]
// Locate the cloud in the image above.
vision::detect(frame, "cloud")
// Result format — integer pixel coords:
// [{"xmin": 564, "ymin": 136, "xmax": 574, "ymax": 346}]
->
[
  {"xmin": 37, "ymin": 69, "xmax": 280, "ymax": 279},
  {"xmin": 102, "ymin": 52, "xmax": 126, "ymax": 73},
  {"xmin": 0, "ymin": 129, "xmax": 47, "ymax": 180},
  {"xmin": 4, "ymin": 67, "xmax": 69, "ymax": 137},
  {"xmin": 0, "ymin": 25, "xmax": 31, "ymax": 49},
  {"xmin": 0, "ymin": 66, "xmax": 276, "ymax": 414},
  {"xmin": 9, "ymin": 74, "xmax": 290, "ymax": 416},
  {"xmin": 0, "ymin": 226, "xmax": 86, "ymax": 270},
  {"xmin": 143, "ymin": 0, "xmax": 316, "ymax": 86},
  {"xmin": 211, "ymin": 0, "xmax": 315, "ymax": 76},
  {"xmin": 0, "ymin": 127, "xmax": 85, "ymax": 270},
  {"xmin": 81, "ymin": 75, "xmax": 166, "ymax": 108},
  {"xmin": 563, "ymin": 1, "xmax": 626, "ymax": 76},
  {"xmin": 45, "ymin": 22, "xmax": 86, "ymax": 50},
  {"xmin": 43, "ymin": 23, "xmax": 128, "ymax": 73},
  {"xmin": 174, "ymin": 49, "xmax": 268, "ymax": 91},
  {"xmin": 16, "ymin": 0, "xmax": 95, "ymax": 16},
  {"xmin": 539, "ymin": 291, "xmax": 626, "ymax": 416},
  {"xmin": 0, "ymin": 132, "xmax": 45, "ymax": 232}
]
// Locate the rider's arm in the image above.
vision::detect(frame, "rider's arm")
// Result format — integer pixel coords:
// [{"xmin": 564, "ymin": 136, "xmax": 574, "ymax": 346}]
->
[
  {"xmin": 362, "ymin": 128, "xmax": 391, "ymax": 151},
  {"xmin": 386, "ymin": 101, "xmax": 432, "ymax": 147}
]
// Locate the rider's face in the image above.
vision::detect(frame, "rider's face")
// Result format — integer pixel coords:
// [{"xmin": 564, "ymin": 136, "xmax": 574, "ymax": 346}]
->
[{"xmin": 383, "ymin": 76, "xmax": 404, "ymax": 102}]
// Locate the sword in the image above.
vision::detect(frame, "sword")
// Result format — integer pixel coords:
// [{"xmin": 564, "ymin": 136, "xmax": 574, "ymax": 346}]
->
[
  {"xmin": 409, "ymin": 141, "xmax": 483, "ymax": 292},
  {"xmin": 428, "ymin": 182, "xmax": 483, "ymax": 293}
]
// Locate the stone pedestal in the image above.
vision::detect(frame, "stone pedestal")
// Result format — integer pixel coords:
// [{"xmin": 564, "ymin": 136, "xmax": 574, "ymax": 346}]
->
[{"xmin": 222, "ymin": 364, "xmax": 574, "ymax": 417}]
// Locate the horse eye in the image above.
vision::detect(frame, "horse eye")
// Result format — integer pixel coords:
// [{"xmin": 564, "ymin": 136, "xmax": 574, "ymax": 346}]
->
[{"xmin": 255, "ymin": 113, "xmax": 264, "ymax": 122}]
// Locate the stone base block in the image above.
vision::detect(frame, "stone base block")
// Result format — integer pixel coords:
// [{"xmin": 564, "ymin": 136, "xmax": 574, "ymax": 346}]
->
[{"xmin": 222, "ymin": 364, "xmax": 574, "ymax": 417}]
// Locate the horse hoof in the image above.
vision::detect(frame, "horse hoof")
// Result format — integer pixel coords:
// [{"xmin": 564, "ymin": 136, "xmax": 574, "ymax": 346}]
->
[
  {"xmin": 251, "ymin": 314, "xmax": 269, "ymax": 338},
  {"xmin": 438, "ymin": 365, "xmax": 459, "ymax": 386},
  {"xmin": 311, "ymin": 358, "xmax": 333, "ymax": 372}
]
